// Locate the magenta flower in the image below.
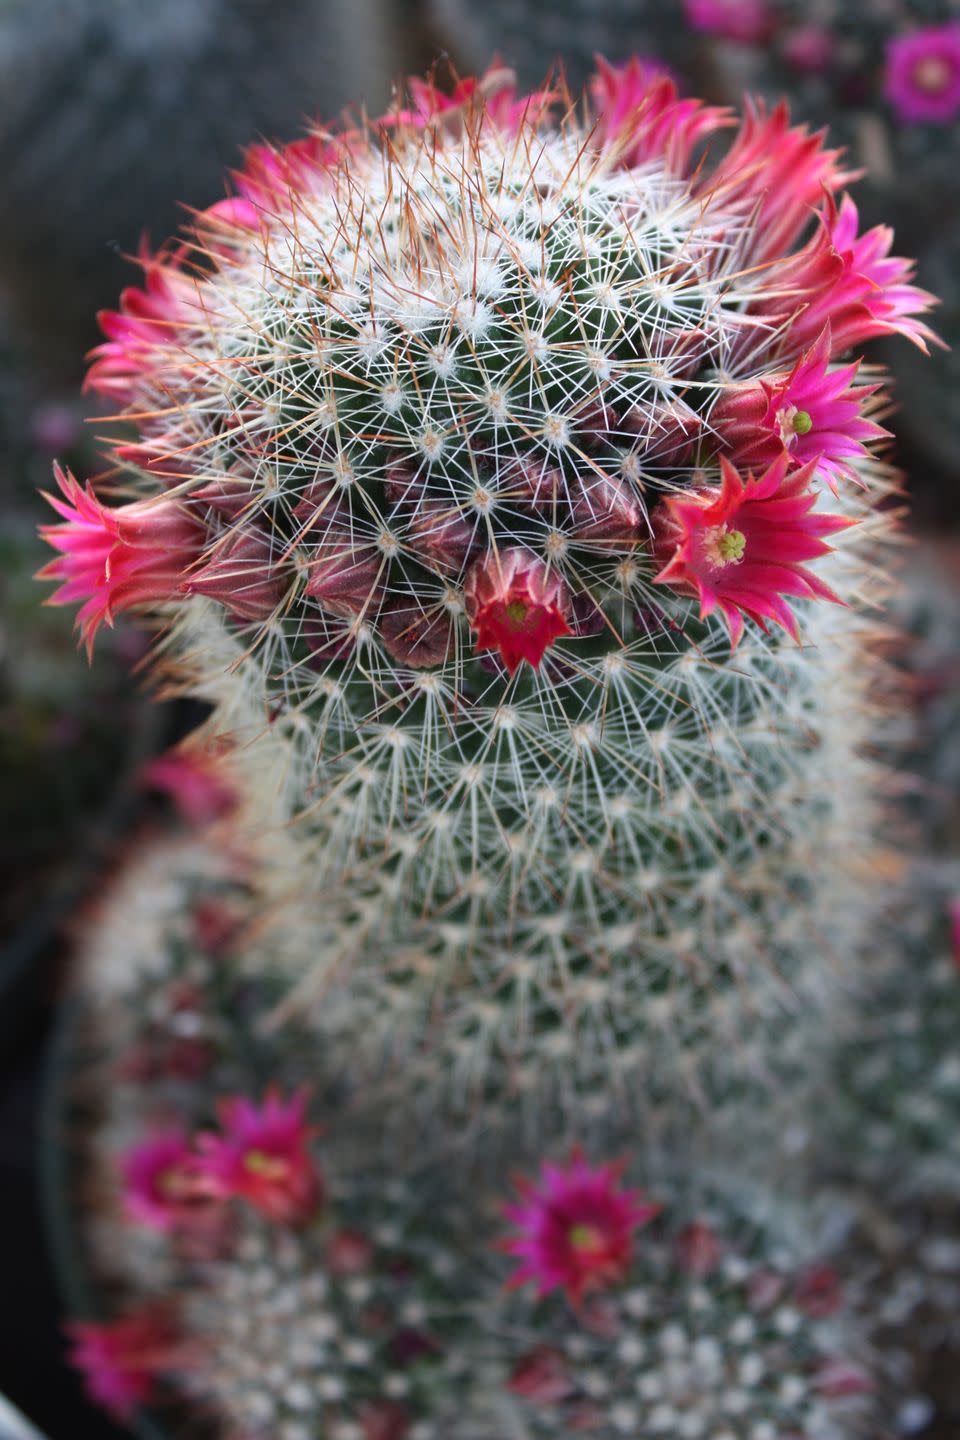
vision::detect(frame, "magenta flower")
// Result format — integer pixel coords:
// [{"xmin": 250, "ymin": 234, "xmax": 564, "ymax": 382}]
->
[
  {"xmin": 121, "ymin": 1132, "xmax": 209, "ymax": 1231},
  {"xmin": 382, "ymin": 63, "xmax": 553, "ymax": 135},
  {"xmin": 683, "ymin": 0, "xmax": 773, "ymax": 44},
  {"xmin": 85, "ymin": 245, "xmax": 200, "ymax": 404},
  {"xmin": 591, "ymin": 58, "xmax": 729, "ymax": 175},
  {"xmin": 66, "ymin": 1306, "xmax": 180, "ymax": 1420},
  {"xmin": 38, "ymin": 464, "xmax": 204, "ymax": 656},
  {"xmin": 775, "ymin": 194, "xmax": 937, "ymax": 357},
  {"xmin": 465, "ymin": 548, "xmax": 572, "ymax": 675},
  {"xmin": 886, "ymin": 25, "xmax": 960, "ymax": 125},
  {"xmin": 501, "ymin": 1151, "xmax": 661, "ymax": 1305},
  {"xmin": 141, "ymin": 743, "xmax": 237, "ymax": 827},
  {"xmin": 713, "ymin": 326, "xmax": 887, "ymax": 492},
  {"xmin": 782, "ymin": 24, "xmax": 835, "ymax": 74},
  {"xmin": 198, "ymin": 1088, "xmax": 323, "ymax": 1226},
  {"xmin": 703, "ymin": 100, "xmax": 849, "ymax": 266},
  {"xmin": 653, "ymin": 454, "xmax": 852, "ymax": 648}
]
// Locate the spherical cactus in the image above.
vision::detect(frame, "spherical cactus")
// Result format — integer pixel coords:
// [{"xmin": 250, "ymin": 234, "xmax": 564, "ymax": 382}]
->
[{"xmin": 39, "ymin": 62, "xmax": 932, "ymax": 1125}]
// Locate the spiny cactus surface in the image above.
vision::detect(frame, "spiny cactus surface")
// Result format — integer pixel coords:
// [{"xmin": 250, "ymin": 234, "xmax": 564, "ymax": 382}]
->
[
  {"xmin": 61, "ymin": 848, "xmax": 885, "ymax": 1440},
  {"xmin": 38, "ymin": 64, "xmax": 930, "ymax": 1121}
]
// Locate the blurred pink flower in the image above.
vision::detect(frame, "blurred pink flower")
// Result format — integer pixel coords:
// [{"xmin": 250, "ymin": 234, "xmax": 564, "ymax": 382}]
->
[
  {"xmin": 501, "ymin": 1150, "xmax": 660, "ymax": 1305},
  {"xmin": 198, "ymin": 1088, "xmax": 324, "ymax": 1226},
  {"xmin": 683, "ymin": 0, "xmax": 773, "ymax": 44},
  {"xmin": 66, "ymin": 1306, "xmax": 180, "ymax": 1420},
  {"xmin": 886, "ymin": 25, "xmax": 960, "ymax": 124}
]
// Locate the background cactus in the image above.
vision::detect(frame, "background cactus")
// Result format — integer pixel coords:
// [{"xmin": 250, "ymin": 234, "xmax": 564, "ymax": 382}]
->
[{"xmin": 57, "ymin": 833, "xmax": 885, "ymax": 1440}]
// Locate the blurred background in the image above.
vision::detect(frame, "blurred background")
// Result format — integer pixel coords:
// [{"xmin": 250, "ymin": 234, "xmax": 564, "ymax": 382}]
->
[{"xmin": 1, "ymin": 1, "xmax": 958, "ymax": 1435}]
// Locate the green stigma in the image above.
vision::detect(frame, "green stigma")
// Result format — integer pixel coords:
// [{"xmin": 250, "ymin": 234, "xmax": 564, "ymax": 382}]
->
[
  {"xmin": 504, "ymin": 599, "xmax": 530, "ymax": 628},
  {"xmin": 792, "ymin": 409, "xmax": 813, "ymax": 436},
  {"xmin": 569, "ymin": 1223, "xmax": 603, "ymax": 1252},
  {"xmin": 717, "ymin": 528, "xmax": 746, "ymax": 563}
]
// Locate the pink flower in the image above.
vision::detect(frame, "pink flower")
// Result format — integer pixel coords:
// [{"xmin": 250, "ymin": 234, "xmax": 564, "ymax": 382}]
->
[
  {"xmin": 713, "ymin": 326, "xmax": 887, "ymax": 492},
  {"xmin": 683, "ymin": 0, "xmax": 773, "ymax": 44},
  {"xmin": 85, "ymin": 244, "xmax": 200, "ymax": 404},
  {"xmin": 782, "ymin": 25, "xmax": 835, "ymax": 74},
  {"xmin": 886, "ymin": 25, "xmax": 960, "ymax": 125},
  {"xmin": 773, "ymin": 194, "xmax": 937, "ymax": 357},
  {"xmin": 382, "ymin": 64, "xmax": 552, "ymax": 136},
  {"xmin": 198, "ymin": 1088, "xmax": 323, "ymax": 1226},
  {"xmin": 464, "ymin": 548, "xmax": 572, "ymax": 674},
  {"xmin": 232, "ymin": 131, "xmax": 358, "ymax": 215},
  {"xmin": 38, "ymin": 463, "xmax": 204, "ymax": 656},
  {"xmin": 66, "ymin": 1306, "xmax": 179, "ymax": 1420},
  {"xmin": 702, "ymin": 101, "xmax": 850, "ymax": 265},
  {"xmin": 501, "ymin": 1151, "xmax": 661, "ymax": 1305},
  {"xmin": 653, "ymin": 454, "xmax": 853, "ymax": 648},
  {"xmin": 141, "ymin": 743, "xmax": 237, "ymax": 826},
  {"xmin": 591, "ymin": 58, "xmax": 729, "ymax": 176},
  {"xmin": 121, "ymin": 1132, "xmax": 210, "ymax": 1231}
]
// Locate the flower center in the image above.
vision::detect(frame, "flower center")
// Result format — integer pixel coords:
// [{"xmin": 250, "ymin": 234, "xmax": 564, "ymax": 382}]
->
[
  {"xmin": 913, "ymin": 54, "xmax": 952, "ymax": 94},
  {"xmin": 243, "ymin": 1149, "xmax": 289, "ymax": 1181},
  {"xmin": 569, "ymin": 1223, "xmax": 605, "ymax": 1254},
  {"xmin": 777, "ymin": 404, "xmax": 813, "ymax": 445},
  {"xmin": 503, "ymin": 599, "xmax": 531, "ymax": 628},
  {"xmin": 158, "ymin": 1166, "xmax": 187, "ymax": 1199},
  {"xmin": 703, "ymin": 525, "xmax": 746, "ymax": 567}
]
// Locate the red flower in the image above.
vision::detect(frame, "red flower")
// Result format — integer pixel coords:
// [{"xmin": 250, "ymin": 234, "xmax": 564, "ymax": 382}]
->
[
  {"xmin": 197, "ymin": 1088, "xmax": 323, "ymax": 1226},
  {"xmin": 464, "ymin": 548, "xmax": 572, "ymax": 674},
  {"xmin": 66, "ymin": 1306, "xmax": 180, "ymax": 1420},
  {"xmin": 713, "ymin": 326, "xmax": 887, "ymax": 493},
  {"xmin": 501, "ymin": 1151, "xmax": 661, "ymax": 1305},
  {"xmin": 653, "ymin": 454, "xmax": 853, "ymax": 648},
  {"xmin": 38, "ymin": 464, "xmax": 204, "ymax": 656}
]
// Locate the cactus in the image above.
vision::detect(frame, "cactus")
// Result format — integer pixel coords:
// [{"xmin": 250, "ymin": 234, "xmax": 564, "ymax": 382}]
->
[
  {"xmin": 37, "ymin": 62, "xmax": 933, "ymax": 1130},
  {"xmin": 60, "ymin": 840, "xmax": 885, "ymax": 1440},
  {"xmin": 36, "ymin": 58, "xmax": 951, "ymax": 1437}
]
